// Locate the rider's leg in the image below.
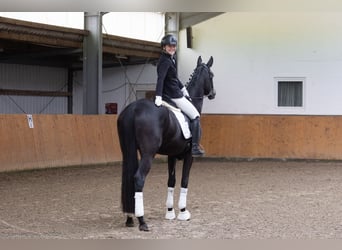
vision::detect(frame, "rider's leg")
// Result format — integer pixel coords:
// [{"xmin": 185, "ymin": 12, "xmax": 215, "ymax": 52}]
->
[
  {"xmin": 190, "ymin": 116, "xmax": 204, "ymax": 157},
  {"xmin": 171, "ymin": 97, "xmax": 205, "ymax": 157}
]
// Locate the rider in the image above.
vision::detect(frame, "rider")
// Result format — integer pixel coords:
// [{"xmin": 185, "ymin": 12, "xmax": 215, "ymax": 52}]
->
[{"xmin": 154, "ymin": 34, "xmax": 204, "ymax": 157}]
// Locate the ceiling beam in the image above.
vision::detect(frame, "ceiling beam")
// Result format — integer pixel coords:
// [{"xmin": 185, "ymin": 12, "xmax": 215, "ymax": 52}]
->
[{"xmin": 179, "ymin": 12, "xmax": 224, "ymax": 29}]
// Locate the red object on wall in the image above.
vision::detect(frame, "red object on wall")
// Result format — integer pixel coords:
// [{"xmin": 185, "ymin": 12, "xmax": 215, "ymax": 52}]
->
[{"xmin": 105, "ymin": 103, "xmax": 117, "ymax": 114}]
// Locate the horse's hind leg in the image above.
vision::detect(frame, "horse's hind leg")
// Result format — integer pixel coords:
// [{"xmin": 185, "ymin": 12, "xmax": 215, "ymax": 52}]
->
[
  {"xmin": 134, "ymin": 155, "xmax": 153, "ymax": 231},
  {"xmin": 125, "ymin": 215, "xmax": 134, "ymax": 227},
  {"xmin": 165, "ymin": 156, "xmax": 177, "ymax": 220},
  {"xmin": 177, "ymin": 152, "xmax": 193, "ymax": 221}
]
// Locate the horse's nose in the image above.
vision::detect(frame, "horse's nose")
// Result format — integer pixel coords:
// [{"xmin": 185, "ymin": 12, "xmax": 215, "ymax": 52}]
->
[{"xmin": 208, "ymin": 89, "xmax": 216, "ymax": 100}]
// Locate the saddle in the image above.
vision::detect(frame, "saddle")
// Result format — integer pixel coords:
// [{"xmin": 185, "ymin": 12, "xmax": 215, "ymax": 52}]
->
[{"xmin": 161, "ymin": 101, "xmax": 192, "ymax": 139}]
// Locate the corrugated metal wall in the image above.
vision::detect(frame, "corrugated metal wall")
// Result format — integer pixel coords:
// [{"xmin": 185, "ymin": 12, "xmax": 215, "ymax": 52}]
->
[
  {"xmin": 73, "ymin": 64, "xmax": 157, "ymax": 115},
  {"xmin": 0, "ymin": 63, "xmax": 69, "ymax": 114},
  {"xmin": 0, "ymin": 63, "xmax": 157, "ymax": 115}
]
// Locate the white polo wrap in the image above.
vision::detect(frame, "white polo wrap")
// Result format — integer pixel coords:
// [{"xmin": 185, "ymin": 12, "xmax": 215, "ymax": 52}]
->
[
  {"xmin": 178, "ymin": 188, "xmax": 188, "ymax": 209},
  {"xmin": 166, "ymin": 187, "xmax": 175, "ymax": 208},
  {"xmin": 134, "ymin": 192, "xmax": 144, "ymax": 217}
]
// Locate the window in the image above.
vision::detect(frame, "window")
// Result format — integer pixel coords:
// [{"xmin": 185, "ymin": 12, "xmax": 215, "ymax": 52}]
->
[{"xmin": 276, "ymin": 78, "xmax": 304, "ymax": 107}]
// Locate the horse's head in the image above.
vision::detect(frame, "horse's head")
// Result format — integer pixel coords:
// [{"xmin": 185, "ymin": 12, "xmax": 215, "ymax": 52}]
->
[
  {"xmin": 187, "ymin": 56, "xmax": 216, "ymax": 113},
  {"xmin": 197, "ymin": 56, "xmax": 216, "ymax": 100}
]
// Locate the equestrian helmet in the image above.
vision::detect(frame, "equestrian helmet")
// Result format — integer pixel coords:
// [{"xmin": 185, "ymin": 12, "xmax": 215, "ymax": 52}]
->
[{"xmin": 161, "ymin": 34, "xmax": 177, "ymax": 47}]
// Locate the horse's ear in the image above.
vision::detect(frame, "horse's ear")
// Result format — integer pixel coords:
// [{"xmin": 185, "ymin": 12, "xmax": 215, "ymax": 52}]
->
[
  {"xmin": 207, "ymin": 56, "xmax": 213, "ymax": 68},
  {"xmin": 197, "ymin": 56, "xmax": 202, "ymax": 66}
]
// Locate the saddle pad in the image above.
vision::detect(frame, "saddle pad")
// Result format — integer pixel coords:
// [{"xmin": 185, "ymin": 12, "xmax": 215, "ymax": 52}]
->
[{"xmin": 162, "ymin": 101, "xmax": 192, "ymax": 139}]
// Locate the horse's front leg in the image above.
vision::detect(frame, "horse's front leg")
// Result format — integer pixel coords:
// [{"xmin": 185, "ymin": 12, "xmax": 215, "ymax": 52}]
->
[
  {"xmin": 165, "ymin": 156, "xmax": 177, "ymax": 220},
  {"xmin": 177, "ymin": 151, "xmax": 193, "ymax": 221}
]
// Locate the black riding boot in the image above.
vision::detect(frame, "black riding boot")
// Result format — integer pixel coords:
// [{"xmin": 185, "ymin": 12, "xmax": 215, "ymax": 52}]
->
[{"xmin": 190, "ymin": 117, "xmax": 205, "ymax": 157}]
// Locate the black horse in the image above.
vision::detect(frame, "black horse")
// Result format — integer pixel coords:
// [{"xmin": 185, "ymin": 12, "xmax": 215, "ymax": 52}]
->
[{"xmin": 117, "ymin": 56, "xmax": 216, "ymax": 231}]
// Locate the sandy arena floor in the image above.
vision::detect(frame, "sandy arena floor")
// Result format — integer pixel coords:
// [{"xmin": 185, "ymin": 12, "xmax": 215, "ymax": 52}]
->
[{"xmin": 2, "ymin": 159, "xmax": 342, "ymax": 239}]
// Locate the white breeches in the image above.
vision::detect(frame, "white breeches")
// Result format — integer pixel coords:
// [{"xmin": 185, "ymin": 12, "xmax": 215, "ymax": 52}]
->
[{"xmin": 171, "ymin": 97, "xmax": 200, "ymax": 120}]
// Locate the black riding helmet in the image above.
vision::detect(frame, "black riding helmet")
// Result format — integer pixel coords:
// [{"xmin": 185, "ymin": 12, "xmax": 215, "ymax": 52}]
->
[{"xmin": 161, "ymin": 34, "xmax": 177, "ymax": 47}]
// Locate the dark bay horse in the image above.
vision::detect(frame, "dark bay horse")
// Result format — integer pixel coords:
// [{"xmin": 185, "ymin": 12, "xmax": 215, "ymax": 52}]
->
[{"xmin": 117, "ymin": 56, "xmax": 216, "ymax": 231}]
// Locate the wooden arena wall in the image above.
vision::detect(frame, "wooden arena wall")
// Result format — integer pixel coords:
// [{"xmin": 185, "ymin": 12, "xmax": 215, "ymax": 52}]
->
[
  {"xmin": 0, "ymin": 115, "xmax": 121, "ymax": 172},
  {"xmin": 201, "ymin": 114, "xmax": 342, "ymax": 160},
  {"xmin": 1, "ymin": 114, "xmax": 342, "ymax": 172}
]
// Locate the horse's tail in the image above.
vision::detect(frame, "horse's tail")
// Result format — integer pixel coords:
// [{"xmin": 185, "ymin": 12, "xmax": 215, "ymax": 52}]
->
[{"xmin": 117, "ymin": 106, "xmax": 138, "ymax": 215}]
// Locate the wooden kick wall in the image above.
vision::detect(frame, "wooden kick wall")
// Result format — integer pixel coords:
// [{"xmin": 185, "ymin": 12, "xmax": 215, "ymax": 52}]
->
[
  {"xmin": 1, "ymin": 114, "xmax": 342, "ymax": 172},
  {"xmin": 0, "ymin": 114, "xmax": 121, "ymax": 172},
  {"xmin": 201, "ymin": 114, "xmax": 342, "ymax": 160}
]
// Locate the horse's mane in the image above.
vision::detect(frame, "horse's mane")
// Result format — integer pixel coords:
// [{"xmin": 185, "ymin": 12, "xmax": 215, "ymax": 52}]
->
[{"xmin": 185, "ymin": 64, "xmax": 205, "ymax": 88}]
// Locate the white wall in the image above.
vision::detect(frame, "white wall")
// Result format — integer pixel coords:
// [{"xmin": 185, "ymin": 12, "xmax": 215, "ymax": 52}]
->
[{"xmin": 178, "ymin": 12, "xmax": 342, "ymax": 115}]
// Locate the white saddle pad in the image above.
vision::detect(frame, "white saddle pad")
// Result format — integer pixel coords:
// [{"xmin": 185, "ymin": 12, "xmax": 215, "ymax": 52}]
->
[{"xmin": 162, "ymin": 101, "xmax": 191, "ymax": 139}]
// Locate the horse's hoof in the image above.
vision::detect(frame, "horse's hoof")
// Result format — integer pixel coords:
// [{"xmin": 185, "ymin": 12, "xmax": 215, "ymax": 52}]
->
[
  {"xmin": 125, "ymin": 217, "xmax": 134, "ymax": 227},
  {"xmin": 165, "ymin": 208, "xmax": 176, "ymax": 220},
  {"xmin": 139, "ymin": 223, "xmax": 150, "ymax": 231},
  {"xmin": 177, "ymin": 209, "xmax": 191, "ymax": 221}
]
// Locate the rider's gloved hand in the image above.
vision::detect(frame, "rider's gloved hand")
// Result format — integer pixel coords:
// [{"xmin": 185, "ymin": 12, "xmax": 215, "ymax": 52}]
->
[
  {"xmin": 181, "ymin": 87, "xmax": 192, "ymax": 101},
  {"xmin": 181, "ymin": 87, "xmax": 190, "ymax": 98},
  {"xmin": 155, "ymin": 96, "xmax": 162, "ymax": 107}
]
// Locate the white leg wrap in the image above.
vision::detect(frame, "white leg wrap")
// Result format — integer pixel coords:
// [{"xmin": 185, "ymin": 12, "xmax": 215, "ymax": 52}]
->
[
  {"xmin": 178, "ymin": 188, "xmax": 188, "ymax": 209},
  {"xmin": 134, "ymin": 192, "xmax": 144, "ymax": 217},
  {"xmin": 177, "ymin": 188, "xmax": 191, "ymax": 220},
  {"xmin": 166, "ymin": 187, "xmax": 174, "ymax": 208},
  {"xmin": 165, "ymin": 187, "xmax": 175, "ymax": 220}
]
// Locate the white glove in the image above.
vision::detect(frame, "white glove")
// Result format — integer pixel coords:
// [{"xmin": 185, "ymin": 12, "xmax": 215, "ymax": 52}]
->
[
  {"xmin": 181, "ymin": 87, "xmax": 190, "ymax": 98},
  {"xmin": 155, "ymin": 96, "xmax": 162, "ymax": 107},
  {"xmin": 181, "ymin": 87, "xmax": 192, "ymax": 101}
]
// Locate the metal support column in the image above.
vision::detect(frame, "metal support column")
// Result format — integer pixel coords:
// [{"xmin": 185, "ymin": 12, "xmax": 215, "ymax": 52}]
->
[
  {"xmin": 165, "ymin": 12, "xmax": 180, "ymax": 67},
  {"xmin": 83, "ymin": 12, "xmax": 103, "ymax": 114},
  {"xmin": 165, "ymin": 12, "xmax": 179, "ymax": 41},
  {"xmin": 67, "ymin": 68, "xmax": 73, "ymax": 114}
]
